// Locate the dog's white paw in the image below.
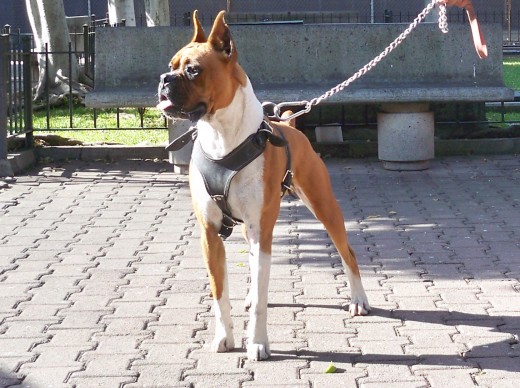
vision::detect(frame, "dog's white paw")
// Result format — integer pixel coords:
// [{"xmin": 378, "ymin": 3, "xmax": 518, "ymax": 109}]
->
[
  {"xmin": 349, "ymin": 300, "xmax": 370, "ymax": 316},
  {"xmin": 346, "ymin": 278, "xmax": 370, "ymax": 316},
  {"xmin": 211, "ymin": 334, "xmax": 235, "ymax": 353},
  {"xmin": 348, "ymin": 291, "xmax": 370, "ymax": 316},
  {"xmin": 247, "ymin": 342, "xmax": 271, "ymax": 361}
]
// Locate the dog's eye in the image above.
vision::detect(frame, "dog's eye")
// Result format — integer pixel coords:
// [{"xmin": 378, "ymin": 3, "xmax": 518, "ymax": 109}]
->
[{"xmin": 185, "ymin": 65, "xmax": 200, "ymax": 80}]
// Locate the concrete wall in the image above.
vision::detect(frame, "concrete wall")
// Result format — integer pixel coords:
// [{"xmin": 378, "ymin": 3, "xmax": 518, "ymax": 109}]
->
[{"xmin": 93, "ymin": 22, "xmax": 505, "ymax": 90}]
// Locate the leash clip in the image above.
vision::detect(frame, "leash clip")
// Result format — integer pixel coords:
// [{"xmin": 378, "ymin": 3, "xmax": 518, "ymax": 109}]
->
[{"xmin": 262, "ymin": 101, "xmax": 312, "ymax": 122}]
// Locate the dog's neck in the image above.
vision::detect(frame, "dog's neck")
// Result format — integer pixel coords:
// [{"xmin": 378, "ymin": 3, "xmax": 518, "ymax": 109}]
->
[{"xmin": 196, "ymin": 77, "xmax": 264, "ymax": 159}]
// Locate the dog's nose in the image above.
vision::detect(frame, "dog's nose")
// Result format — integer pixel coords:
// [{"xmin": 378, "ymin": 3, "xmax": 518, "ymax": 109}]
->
[{"xmin": 160, "ymin": 72, "xmax": 176, "ymax": 85}]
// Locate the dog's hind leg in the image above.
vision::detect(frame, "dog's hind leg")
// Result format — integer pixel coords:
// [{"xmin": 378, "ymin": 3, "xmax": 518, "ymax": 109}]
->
[
  {"xmin": 200, "ymin": 225, "xmax": 235, "ymax": 352},
  {"xmin": 292, "ymin": 156, "xmax": 370, "ymax": 316}
]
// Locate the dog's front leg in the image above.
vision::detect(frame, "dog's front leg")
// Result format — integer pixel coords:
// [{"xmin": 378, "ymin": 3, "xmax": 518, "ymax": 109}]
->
[
  {"xmin": 200, "ymin": 226, "xmax": 235, "ymax": 352},
  {"xmin": 246, "ymin": 230, "xmax": 272, "ymax": 361}
]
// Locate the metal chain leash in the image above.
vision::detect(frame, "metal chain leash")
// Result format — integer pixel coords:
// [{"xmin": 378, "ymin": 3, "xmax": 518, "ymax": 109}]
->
[
  {"xmin": 438, "ymin": 2, "xmax": 449, "ymax": 33},
  {"xmin": 264, "ymin": 0, "xmax": 449, "ymax": 122}
]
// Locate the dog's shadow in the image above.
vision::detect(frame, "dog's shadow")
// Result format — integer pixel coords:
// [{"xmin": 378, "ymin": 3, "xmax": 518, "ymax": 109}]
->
[{"xmin": 262, "ymin": 305, "xmax": 520, "ymax": 373}]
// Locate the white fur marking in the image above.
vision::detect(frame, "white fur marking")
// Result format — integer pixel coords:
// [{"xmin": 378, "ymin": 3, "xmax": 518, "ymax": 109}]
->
[
  {"xmin": 210, "ymin": 270, "xmax": 235, "ymax": 352},
  {"xmin": 246, "ymin": 242, "xmax": 271, "ymax": 361}
]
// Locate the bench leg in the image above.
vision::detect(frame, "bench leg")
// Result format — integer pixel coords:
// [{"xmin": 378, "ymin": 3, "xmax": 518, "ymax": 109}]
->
[
  {"xmin": 167, "ymin": 118, "xmax": 193, "ymax": 174},
  {"xmin": 315, "ymin": 125, "xmax": 343, "ymax": 143},
  {"xmin": 377, "ymin": 103, "xmax": 434, "ymax": 171}
]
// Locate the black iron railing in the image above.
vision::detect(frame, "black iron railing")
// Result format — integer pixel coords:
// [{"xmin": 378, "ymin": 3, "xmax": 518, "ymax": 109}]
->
[{"xmin": 0, "ymin": 26, "xmax": 33, "ymax": 156}]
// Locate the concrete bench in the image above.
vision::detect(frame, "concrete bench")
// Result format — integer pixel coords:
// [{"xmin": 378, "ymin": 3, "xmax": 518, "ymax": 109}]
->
[{"xmin": 86, "ymin": 22, "xmax": 513, "ymax": 170}]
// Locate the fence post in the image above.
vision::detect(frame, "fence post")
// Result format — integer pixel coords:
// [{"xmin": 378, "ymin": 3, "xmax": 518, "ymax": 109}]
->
[
  {"xmin": 89, "ymin": 19, "xmax": 96, "ymax": 82},
  {"xmin": 83, "ymin": 24, "xmax": 90, "ymax": 79},
  {"xmin": 22, "ymin": 35, "xmax": 33, "ymax": 148},
  {"xmin": 0, "ymin": 34, "xmax": 13, "ymax": 176}
]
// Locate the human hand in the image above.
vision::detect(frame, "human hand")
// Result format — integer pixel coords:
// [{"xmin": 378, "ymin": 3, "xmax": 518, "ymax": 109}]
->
[{"xmin": 440, "ymin": 0, "xmax": 487, "ymax": 58}]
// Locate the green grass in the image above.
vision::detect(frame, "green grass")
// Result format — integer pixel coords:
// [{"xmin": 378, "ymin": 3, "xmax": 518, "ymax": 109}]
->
[
  {"xmin": 487, "ymin": 107, "xmax": 520, "ymax": 125},
  {"xmin": 34, "ymin": 106, "xmax": 169, "ymax": 145},
  {"xmin": 486, "ymin": 56, "xmax": 520, "ymax": 125},
  {"xmin": 503, "ymin": 56, "xmax": 520, "ymax": 90}
]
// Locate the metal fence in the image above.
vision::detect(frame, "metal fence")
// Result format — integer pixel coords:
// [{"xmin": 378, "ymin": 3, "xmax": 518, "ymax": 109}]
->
[
  {"xmin": 0, "ymin": 26, "xmax": 33, "ymax": 160},
  {"xmin": 1, "ymin": 8, "xmax": 519, "ymax": 160},
  {"xmin": 1, "ymin": 18, "xmax": 167, "ymax": 137}
]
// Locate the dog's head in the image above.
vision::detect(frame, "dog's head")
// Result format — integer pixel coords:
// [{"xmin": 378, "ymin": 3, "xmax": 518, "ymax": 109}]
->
[{"xmin": 157, "ymin": 10, "xmax": 246, "ymax": 121}]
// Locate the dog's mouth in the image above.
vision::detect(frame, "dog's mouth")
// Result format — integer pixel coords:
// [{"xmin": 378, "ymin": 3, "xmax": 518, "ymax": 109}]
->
[
  {"xmin": 157, "ymin": 94, "xmax": 207, "ymax": 122},
  {"xmin": 157, "ymin": 96, "xmax": 172, "ymax": 110},
  {"xmin": 157, "ymin": 95, "xmax": 175, "ymax": 113}
]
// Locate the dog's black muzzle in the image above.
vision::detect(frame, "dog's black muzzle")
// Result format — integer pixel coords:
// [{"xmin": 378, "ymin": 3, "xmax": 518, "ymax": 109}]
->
[{"xmin": 157, "ymin": 72, "xmax": 207, "ymax": 122}]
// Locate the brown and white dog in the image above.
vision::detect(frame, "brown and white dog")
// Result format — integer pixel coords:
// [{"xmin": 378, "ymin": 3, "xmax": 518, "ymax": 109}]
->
[{"xmin": 157, "ymin": 11, "xmax": 370, "ymax": 361}]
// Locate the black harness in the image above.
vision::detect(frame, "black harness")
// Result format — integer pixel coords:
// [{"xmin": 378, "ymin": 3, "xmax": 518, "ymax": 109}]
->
[{"xmin": 166, "ymin": 120, "xmax": 292, "ymax": 239}]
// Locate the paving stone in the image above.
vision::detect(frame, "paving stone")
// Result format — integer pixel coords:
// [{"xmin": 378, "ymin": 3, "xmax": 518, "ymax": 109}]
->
[
  {"xmin": 300, "ymin": 332, "xmax": 358, "ymax": 353},
  {"xmin": 184, "ymin": 372, "xmax": 253, "ymax": 388},
  {"xmin": 359, "ymin": 381, "xmax": 428, "ymax": 388},
  {"xmin": 0, "ymin": 353, "xmax": 35, "ymax": 372},
  {"xmin": 416, "ymin": 367, "xmax": 481, "ymax": 387},
  {"xmin": 51, "ymin": 310, "xmax": 108, "ymax": 330},
  {"xmin": 68, "ymin": 374, "xmax": 138, "ymax": 387},
  {"xmin": 473, "ymin": 357, "xmax": 520, "ymax": 386},
  {"xmin": 76, "ymin": 352, "xmax": 143, "ymax": 376},
  {"xmin": 13, "ymin": 366, "xmax": 76, "ymax": 388},
  {"xmin": 1, "ymin": 157, "xmax": 519, "ymax": 386},
  {"xmin": 242, "ymin": 358, "xmax": 308, "ymax": 385},
  {"xmin": 127, "ymin": 364, "xmax": 191, "ymax": 387},
  {"xmin": 356, "ymin": 363, "xmax": 428, "ymax": 386},
  {"xmin": 22, "ymin": 344, "xmax": 91, "ymax": 369}
]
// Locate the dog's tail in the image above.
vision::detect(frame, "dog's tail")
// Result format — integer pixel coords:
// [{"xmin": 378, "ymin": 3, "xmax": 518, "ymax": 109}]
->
[{"xmin": 281, "ymin": 110, "xmax": 296, "ymax": 128}]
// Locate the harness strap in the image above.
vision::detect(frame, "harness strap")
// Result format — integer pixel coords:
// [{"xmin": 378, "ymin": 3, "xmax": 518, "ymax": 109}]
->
[
  {"xmin": 191, "ymin": 120, "xmax": 289, "ymax": 239},
  {"xmin": 165, "ymin": 126, "xmax": 197, "ymax": 151},
  {"xmin": 266, "ymin": 121, "xmax": 293, "ymax": 197}
]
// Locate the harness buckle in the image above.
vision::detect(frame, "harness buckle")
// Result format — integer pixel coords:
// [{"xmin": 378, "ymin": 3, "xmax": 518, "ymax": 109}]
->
[
  {"xmin": 281, "ymin": 169, "xmax": 293, "ymax": 196},
  {"xmin": 219, "ymin": 210, "xmax": 240, "ymax": 240}
]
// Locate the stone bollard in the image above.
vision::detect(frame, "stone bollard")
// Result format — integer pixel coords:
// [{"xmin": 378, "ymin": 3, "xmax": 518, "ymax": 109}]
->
[
  {"xmin": 167, "ymin": 119, "xmax": 193, "ymax": 174},
  {"xmin": 377, "ymin": 103, "xmax": 434, "ymax": 171}
]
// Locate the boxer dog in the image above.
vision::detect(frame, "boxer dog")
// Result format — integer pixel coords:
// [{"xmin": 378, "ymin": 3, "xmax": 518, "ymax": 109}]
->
[{"xmin": 157, "ymin": 10, "xmax": 369, "ymax": 361}]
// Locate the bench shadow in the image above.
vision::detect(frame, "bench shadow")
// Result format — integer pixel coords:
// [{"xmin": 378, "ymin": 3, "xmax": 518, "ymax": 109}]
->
[
  {"xmin": 11, "ymin": 160, "xmax": 190, "ymax": 188},
  {"xmin": 266, "ymin": 305, "xmax": 520, "ymax": 373}
]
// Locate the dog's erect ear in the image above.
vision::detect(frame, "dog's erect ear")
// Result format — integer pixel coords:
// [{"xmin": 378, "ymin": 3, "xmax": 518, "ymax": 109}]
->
[
  {"xmin": 191, "ymin": 10, "xmax": 206, "ymax": 43},
  {"xmin": 208, "ymin": 11, "xmax": 236, "ymax": 60}
]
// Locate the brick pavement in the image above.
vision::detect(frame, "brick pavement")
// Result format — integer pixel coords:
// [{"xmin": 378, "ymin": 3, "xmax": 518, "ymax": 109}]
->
[{"xmin": 0, "ymin": 155, "xmax": 519, "ymax": 387}]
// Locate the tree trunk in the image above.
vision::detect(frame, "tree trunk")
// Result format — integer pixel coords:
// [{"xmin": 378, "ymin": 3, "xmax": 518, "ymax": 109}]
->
[
  {"xmin": 26, "ymin": 0, "xmax": 83, "ymax": 101},
  {"xmin": 144, "ymin": 0, "xmax": 170, "ymax": 26},
  {"xmin": 26, "ymin": 0, "xmax": 91, "ymax": 104},
  {"xmin": 108, "ymin": 0, "xmax": 137, "ymax": 26}
]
